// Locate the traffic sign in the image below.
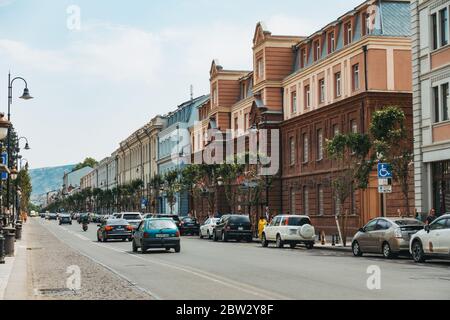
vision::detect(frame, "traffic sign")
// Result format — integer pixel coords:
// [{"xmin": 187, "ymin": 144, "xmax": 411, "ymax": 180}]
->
[
  {"xmin": 377, "ymin": 163, "xmax": 392, "ymax": 178},
  {"xmin": 378, "ymin": 185, "xmax": 392, "ymax": 194}
]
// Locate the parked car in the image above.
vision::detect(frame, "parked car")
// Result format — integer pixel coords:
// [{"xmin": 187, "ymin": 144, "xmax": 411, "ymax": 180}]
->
[
  {"xmin": 132, "ymin": 218, "xmax": 181, "ymax": 253},
  {"xmin": 97, "ymin": 219, "xmax": 133, "ymax": 242},
  {"xmin": 100, "ymin": 215, "xmax": 114, "ymax": 223},
  {"xmin": 179, "ymin": 217, "xmax": 200, "ymax": 236},
  {"xmin": 410, "ymin": 214, "xmax": 450, "ymax": 263},
  {"xmin": 47, "ymin": 213, "xmax": 58, "ymax": 220},
  {"xmin": 200, "ymin": 218, "xmax": 220, "ymax": 239},
  {"xmin": 59, "ymin": 214, "xmax": 72, "ymax": 225},
  {"xmin": 261, "ymin": 215, "xmax": 315, "ymax": 249},
  {"xmin": 114, "ymin": 212, "xmax": 143, "ymax": 230},
  {"xmin": 213, "ymin": 215, "xmax": 253, "ymax": 242},
  {"xmin": 352, "ymin": 217, "xmax": 425, "ymax": 259},
  {"xmin": 152, "ymin": 214, "xmax": 181, "ymax": 228}
]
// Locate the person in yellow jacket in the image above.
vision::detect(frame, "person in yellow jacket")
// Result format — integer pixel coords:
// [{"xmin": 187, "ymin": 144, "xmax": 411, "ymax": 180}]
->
[{"xmin": 258, "ymin": 216, "xmax": 267, "ymax": 239}]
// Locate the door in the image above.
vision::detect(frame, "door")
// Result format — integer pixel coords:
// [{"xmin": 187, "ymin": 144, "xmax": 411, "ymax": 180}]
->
[
  {"xmin": 359, "ymin": 220, "xmax": 378, "ymax": 252},
  {"xmin": 201, "ymin": 219, "xmax": 210, "ymax": 236},
  {"xmin": 267, "ymin": 216, "xmax": 282, "ymax": 241},
  {"xmin": 134, "ymin": 221, "xmax": 145, "ymax": 246},
  {"xmin": 423, "ymin": 218, "xmax": 447, "ymax": 255},
  {"xmin": 370, "ymin": 219, "xmax": 392, "ymax": 253},
  {"xmin": 439, "ymin": 218, "xmax": 450, "ymax": 255}
]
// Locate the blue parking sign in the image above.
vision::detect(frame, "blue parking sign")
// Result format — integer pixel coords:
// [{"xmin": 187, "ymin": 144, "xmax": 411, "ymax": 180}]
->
[
  {"xmin": 1, "ymin": 152, "xmax": 7, "ymax": 181},
  {"xmin": 377, "ymin": 163, "xmax": 392, "ymax": 178}
]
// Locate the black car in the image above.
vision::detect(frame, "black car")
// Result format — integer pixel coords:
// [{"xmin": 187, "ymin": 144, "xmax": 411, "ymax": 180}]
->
[
  {"xmin": 179, "ymin": 217, "xmax": 200, "ymax": 236},
  {"xmin": 213, "ymin": 215, "xmax": 253, "ymax": 242},
  {"xmin": 152, "ymin": 214, "xmax": 181, "ymax": 228},
  {"xmin": 97, "ymin": 219, "xmax": 133, "ymax": 242}
]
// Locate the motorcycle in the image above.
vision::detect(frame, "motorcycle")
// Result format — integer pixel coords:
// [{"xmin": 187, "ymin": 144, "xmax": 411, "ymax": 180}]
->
[{"xmin": 82, "ymin": 222, "xmax": 88, "ymax": 232}]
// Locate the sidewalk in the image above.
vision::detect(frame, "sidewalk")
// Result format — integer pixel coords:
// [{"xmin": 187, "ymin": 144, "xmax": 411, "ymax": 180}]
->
[{"xmin": 252, "ymin": 236, "xmax": 353, "ymax": 252}]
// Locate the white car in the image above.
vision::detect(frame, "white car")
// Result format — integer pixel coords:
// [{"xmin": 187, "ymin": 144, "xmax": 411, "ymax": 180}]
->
[
  {"xmin": 410, "ymin": 214, "xmax": 450, "ymax": 263},
  {"xmin": 262, "ymin": 215, "xmax": 315, "ymax": 249},
  {"xmin": 199, "ymin": 218, "xmax": 220, "ymax": 239},
  {"xmin": 114, "ymin": 212, "xmax": 143, "ymax": 230}
]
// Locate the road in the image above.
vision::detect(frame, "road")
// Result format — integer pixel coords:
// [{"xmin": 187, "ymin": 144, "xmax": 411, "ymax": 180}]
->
[{"xmin": 33, "ymin": 218, "xmax": 450, "ymax": 300}]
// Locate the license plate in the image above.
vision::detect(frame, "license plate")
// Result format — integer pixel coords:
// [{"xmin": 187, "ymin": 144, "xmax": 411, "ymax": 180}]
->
[
  {"xmin": 156, "ymin": 234, "xmax": 169, "ymax": 238},
  {"xmin": 238, "ymin": 227, "xmax": 244, "ymax": 231},
  {"xmin": 116, "ymin": 228, "xmax": 124, "ymax": 231}
]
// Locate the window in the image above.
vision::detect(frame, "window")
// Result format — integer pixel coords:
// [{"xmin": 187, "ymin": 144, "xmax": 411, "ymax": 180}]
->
[
  {"xmin": 430, "ymin": 218, "xmax": 449, "ymax": 231},
  {"xmin": 319, "ymin": 79, "xmax": 325, "ymax": 103},
  {"xmin": 314, "ymin": 40, "xmax": 321, "ymax": 61},
  {"xmin": 328, "ymin": 32, "xmax": 335, "ymax": 53},
  {"xmin": 352, "ymin": 64, "xmax": 360, "ymax": 91},
  {"xmin": 442, "ymin": 83, "xmax": 449, "ymax": 121},
  {"xmin": 351, "ymin": 120, "xmax": 358, "ymax": 133},
  {"xmin": 365, "ymin": 220, "xmax": 378, "ymax": 232},
  {"xmin": 290, "ymin": 189, "xmax": 296, "ymax": 215},
  {"xmin": 432, "ymin": 13, "xmax": 438, "ymax": 50},
  {"xmin": 234, "ymin": 117, "xmax": 239, "ymax": 132},
  {"xmin": 303, "ymin": 187, "xmax": 309, "ymax": 215},
  {"xmin": 335, "ymin": 196, "xmax": 341, "ymax": 216},
  {"xmin": 304, "ymin": 85, "xmax": 311, "ymax": 108},
  {"xmin": 434, "ymin": 86, "xmax": 440, "ymax": 123},
  {"xmin": 303, "ymin": 133, "xmax": 309, "ymax": 163},
  {"xmin": 289, "ymin": 137, "xmax": 296, "ymax": 165},
  {"xmin": 257, "ymin": 58, "xmax": 264, "ymax": 79},
  {"xmin": 333, "ymin": 124, "xmax": 340, "ymax": 136},
  {"xmin": 300, "ymin": 48, "xmax": 307, "ymax": 68},
  {"xmin": 364, "ymin": 12, "xmax": 370, "ymax": 36},
  {"xmin": 376, "ymin": 219, "xmax": 392, "ymax": 231},
  {"xmin": 317, "ymin": 185, "xmax": 324, "ymax": 215},
  {"xmin": 345, "ymin": 22, "xmax": 353, "ymax": 45},
  {"xmin": 244, "ymin": 113, "xmax": 249, "ymax": 130},
  {"xmin": 317, "ymin": 129, "xmax": 323, "ymax": 160},
  {"xmin": 291, "ymin": 91, "xmax": 297, "ymax": 113},
  {"xmin": 241, "ymin": 83, "xmax": 247, "ymax": 100},
  {"xmin": 440, "ymin": 8, "xmax": 449, "ymax": 47},
  {"xmin": 335, "ymin": 72, "xmax": 342, "ymax": 97},
  {"xmin": 213, "ymin": 87, "xmax": 218, "ymax": 106}
]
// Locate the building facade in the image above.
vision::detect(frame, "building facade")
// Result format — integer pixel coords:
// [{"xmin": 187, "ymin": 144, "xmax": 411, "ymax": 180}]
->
[
  {"xmin": 63, "ymin": 166, "xmax": 93, "ymax": 195},
  {"xmin": 412, "ymin": 0, "xmax": 450, "ymax": 216},
  {"xmin": 158, "ymin": 95, "xmax": 209, "ymax": 215}
]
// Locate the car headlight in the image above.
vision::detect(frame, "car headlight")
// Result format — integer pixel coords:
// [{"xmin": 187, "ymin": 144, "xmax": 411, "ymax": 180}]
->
[{"xmin": 394, "ymin": 228, "xmax": 403, "ymax": 238}]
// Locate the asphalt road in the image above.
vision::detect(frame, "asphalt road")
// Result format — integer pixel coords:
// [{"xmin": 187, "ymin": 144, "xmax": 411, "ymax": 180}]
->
[{"xmin": 35, "ymin": 218, "xmax": 450, "ymax": 300}]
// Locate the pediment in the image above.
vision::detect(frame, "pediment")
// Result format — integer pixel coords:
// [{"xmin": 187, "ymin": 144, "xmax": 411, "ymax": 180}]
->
[{"xmin": 253, "ymin": 22, "xmax": 271, "ymax": 46}]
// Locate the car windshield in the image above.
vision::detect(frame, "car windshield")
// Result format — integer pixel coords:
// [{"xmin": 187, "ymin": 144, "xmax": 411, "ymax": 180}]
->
[
  {"xmin": 107, "ymin": 219, "xmax": 129, "ymax": 226},
  {"xmin": 123, "ymin": 214, "xmax": 141, "ymax": 220},
  {"xmin": 183, "ymin": 218, "xmax": 197, "ymax": 223},
  {"xmin": 147, "ymin": 220, "xmax": 177, "ymax": 230},
  {"xmin": 288, "ymin": 217, "xmax": 311, "ymax": 226},
  {"xmin": 394, "ymin": 219, "xmax": 423, "ymax": 226},
  {"xmin": 229, "ymin": 216, "xmax": 250, "ymax": 223}
]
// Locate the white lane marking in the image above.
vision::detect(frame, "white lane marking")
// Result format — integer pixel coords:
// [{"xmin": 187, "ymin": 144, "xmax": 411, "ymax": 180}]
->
[
  {"xmin": 39, "ymin": 220, "xmax": 160, "ymax": 300},
  {"xmin": 40, "ymin": 219, "xmax": 289, "ymax": 300}
]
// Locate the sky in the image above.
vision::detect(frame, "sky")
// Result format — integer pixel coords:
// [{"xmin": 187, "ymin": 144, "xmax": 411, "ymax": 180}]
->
[{"xmin": 0, "ymin": 0, "xmax": 362, "ymax": 169}]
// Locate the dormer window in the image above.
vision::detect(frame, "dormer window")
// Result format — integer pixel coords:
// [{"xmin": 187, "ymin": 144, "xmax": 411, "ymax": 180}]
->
[
  {"xmin": 314, "ymin": 40, "xmax": 321, "ymax": 61},
  {"xmin": 213, "ymin": 87, "xmax": 218, "ymax": 106},
  {"xmin": 241, "ymin": 83, "xmax": 247, "ymax": 99},
  {"xmin": 328, "ymin": 31, "xmax": 335, "ymax": 53},
  {"xmin": 300, "ymin": 48, "xmax": 307, "ymax": 68},
  {"xmin": 345, "ymin": 22, "xmax": 353, "ymax": 45}
]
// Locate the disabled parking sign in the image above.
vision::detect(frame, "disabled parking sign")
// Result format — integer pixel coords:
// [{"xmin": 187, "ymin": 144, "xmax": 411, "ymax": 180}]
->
[{"xmin": 377, "ymin": 163, "xmax": 392, "ymax": 179}]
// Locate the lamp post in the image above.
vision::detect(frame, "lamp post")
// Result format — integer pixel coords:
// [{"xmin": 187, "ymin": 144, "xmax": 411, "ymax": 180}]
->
[
  {"xmin": 0, "ymin": 113, "xmax": 11, "ymax": 226},
  {"xmin": 7, "ymin": 73, "xmax": 33, "ymax": 224},
  {"xmin": 10, "ymin": 167, "xmax": 18, "ymax": 223}
]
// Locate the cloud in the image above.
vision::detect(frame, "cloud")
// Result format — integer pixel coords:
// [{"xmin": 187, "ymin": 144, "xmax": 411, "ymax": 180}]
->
[{"xmin": 0, "ymin": 0, "xmax": 15, "ymax": 7}]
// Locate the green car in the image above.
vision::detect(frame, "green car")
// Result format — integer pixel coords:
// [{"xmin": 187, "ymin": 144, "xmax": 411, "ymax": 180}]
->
[{"xmin": 132, "ymin": 218, "xmax": 181, "ymax": 253}]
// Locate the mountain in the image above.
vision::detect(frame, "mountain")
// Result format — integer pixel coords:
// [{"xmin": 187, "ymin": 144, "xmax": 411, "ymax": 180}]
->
[{"xmin": 29, "ymin": 164, "xmax": 75, "ymax": 205}]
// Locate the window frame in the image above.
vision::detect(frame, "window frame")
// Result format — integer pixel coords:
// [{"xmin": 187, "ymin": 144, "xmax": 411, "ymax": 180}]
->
[
  {"xmin": 304, "ymin": 85, "xmax": 311, "ymax": 109},
  {"xmin": 317, "ymin": 129, "xmax": 324, "ymax": 161},
  {"xmin": 303, "ymin": 133, "xmax": 309, "ymax": 163},
  {"xmin": 289, "ymin": 136, "xmax": 296, "ymax": 166},
  {"xmin": 352, "ymin": 64, "xmax": 360, "ymax": 91},
  {"xmin": 319, "ymin": 78, "xmax": 326, "ymax": 104},
  {"xmin": 335, "ymin": 72, "xmax": 342, "ymax": 98},
  {"xmin": 291, "ymin": 90, "xmax": 298, "ymax": 113}
]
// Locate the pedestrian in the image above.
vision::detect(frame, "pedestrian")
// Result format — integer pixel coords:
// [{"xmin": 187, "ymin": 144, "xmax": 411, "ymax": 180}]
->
[
  {"xmin": 264, "ymin": 206, "xmax": 270, "ymax": 222},
  {"xmin": 426, "ymin": 208, "xmax": 436, "ymax": 225},
  {"xmin": 397, "ymin": 209, "xmax": 402, "ymax": 217},
  {"xmin": 414, "ymin": 208, "xmax": 421, "ymax": 221},
  {"xmin": 258, "ymin": 216, "xmax": 267, "ymax": 240}
]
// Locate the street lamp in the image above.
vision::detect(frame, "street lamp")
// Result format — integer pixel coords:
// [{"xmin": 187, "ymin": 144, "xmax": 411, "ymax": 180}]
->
[
  {"xmin": 7, "ymin": 73, "xmax": 33, "ymax": 225},
  {"xmin": 18, "ymin": 137, "xmax": 30, "ymax": 151}
]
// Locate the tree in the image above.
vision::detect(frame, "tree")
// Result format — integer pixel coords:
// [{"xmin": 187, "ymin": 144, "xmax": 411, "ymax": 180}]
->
[
  {"xmin": 72, "ymin": 157, "xmax": 98, "ymax": 172},
  {"xmin": 163, "ymin": 170, "xmax": 180, "ymax": 214},
  {"xmin": 370, "ymin": 106, "xmax": 413, "ymax": 216},
  {"xmin": 326, "ymin": 133, "xmax": 373, "ymax": 246},
  {"xmin": 148, "ymin": 175, "xmax": 163, "ymax": 213},
  {"xmin": 16, "ymin": 167, "xmax": 32, "ymax": 215}
]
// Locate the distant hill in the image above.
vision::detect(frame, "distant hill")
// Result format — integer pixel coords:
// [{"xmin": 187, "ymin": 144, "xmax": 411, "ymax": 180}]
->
[{"xmin": 29, "ymin": 164, "xmax": 75, "ymax": 205}]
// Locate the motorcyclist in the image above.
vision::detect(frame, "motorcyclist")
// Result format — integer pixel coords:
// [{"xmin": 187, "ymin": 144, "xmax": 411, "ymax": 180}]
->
[{"xmin": 80, "ymin": 213, "xmax": 90, "ymax": 231}]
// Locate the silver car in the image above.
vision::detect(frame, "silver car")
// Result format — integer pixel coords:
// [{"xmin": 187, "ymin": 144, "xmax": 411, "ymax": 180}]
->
[{"xmin": 352, "ymin": 217, "xmax": 424, "ymax": 259}]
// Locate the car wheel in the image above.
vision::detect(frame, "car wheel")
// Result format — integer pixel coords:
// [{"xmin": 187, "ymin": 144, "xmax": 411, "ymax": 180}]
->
[
  {"xmin": 290, "ymin": 243, "xmax": 296, "ymax": 249},
  {"xmin": 352, "ymin": 241, "xmax": 363, "ymax": 257},
  {"xmin": 382, "ymin": 242, "xmax": 395, "ymax": 259},
  {"xmin": 141, "ymin": 245, "xmax": 147, "ymax": 254},
  {"xmin": 175, "ymin": 244, "xmax": 181, "ymax": 253},
  {"xmin": 261, "ymin": 233, "xmax": 269, "ymax": 247},
  {"xmin": 132, "ymin": 240, "xmax": 138, "ymax": 253},
  {"xmin": 276, "ymin": 235, "xmax": 284, "ymax": 248},
  {"xmin": 306, "ymin": 242, "xmax": 314, "ymax": 250},
  {"xmin": 222, "ymin": 231, "xmax": 228, "ymax": 242},
  {"xmin": 412, "ymin": 240, "xmax": 426, "ymax": 263},
  {"xmin": 102, "ymin": 234, "xmax": 107, "ymax": 243},
  {"xmin": 200, "ymin": 231, "xmax": 204, "ymax": 239},
  {"xmin": 121, "ymin": 238, "xmax": 127, "ymax": 242},
  {"xmin": 213, "ymin": 231, "xmax": 218, "ymax": 242},
  {"xmin": 246, "ymin": 236, "xmax": 253, "ymax": 243},
  {"xmin": 166, "ymin": 247, "xmax": 171, "ymax": 251}
]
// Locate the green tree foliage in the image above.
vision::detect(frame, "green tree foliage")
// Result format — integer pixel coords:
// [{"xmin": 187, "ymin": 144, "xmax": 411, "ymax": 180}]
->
[{"xmin": 72, "ymin": 157, "xmax": 98, "ymax": 172}]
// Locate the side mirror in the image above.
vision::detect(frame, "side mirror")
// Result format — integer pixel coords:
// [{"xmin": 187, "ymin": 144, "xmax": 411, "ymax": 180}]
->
[
  {"xmin": 424, "ymin": 225, "xmax": 430, "ymax": 233},
  {"xmin": 359, "ymin": 228, "xmax": 365, "ymax": 233}
]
